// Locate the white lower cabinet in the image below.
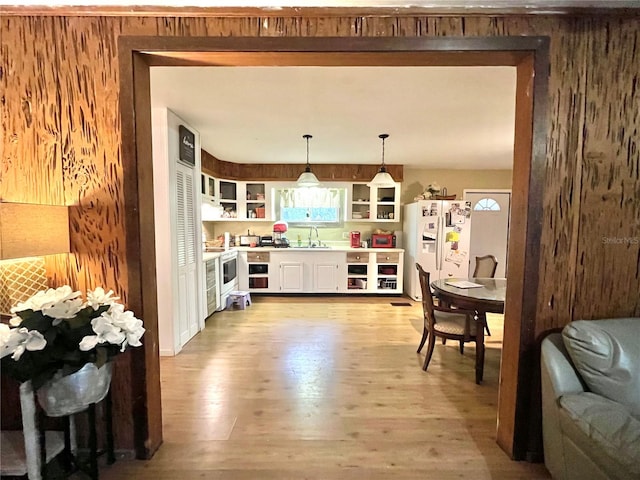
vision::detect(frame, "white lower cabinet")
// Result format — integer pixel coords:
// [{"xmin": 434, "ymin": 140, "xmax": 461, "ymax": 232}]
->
[
  {"xmin": 373, "ymin": 251, "xmax": 404, "ymax": 294},
  {"xmin": 314, "ymin": 262, "xmax": 340, "ymax": 293},
  {"xmin": 280, "ymin": 261, "xmax": 305, "ymax": 292},
  {"xmin": 239, "ymin": 249, "xmax": 403, "ymax": 294},
  {"xmin": 345, "ymin": 250, "xmax": 404, "ymax": 294}
]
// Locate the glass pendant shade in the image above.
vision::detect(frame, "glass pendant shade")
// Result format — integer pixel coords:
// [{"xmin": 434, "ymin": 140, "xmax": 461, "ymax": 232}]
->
[
  {"xmin": 368, "ymin": 169, "xmax": 396, "ymax": 188},
  {"xmin": 296, "ymin": 168, "xmax": 320, "ymax": 187},
  {"xmin": 367, "ymin": 133, "xmax": 395, "ymax": 188},
  {"xmin": 297, "ymin": 134, "xmax": 320, "ymax": 187}
]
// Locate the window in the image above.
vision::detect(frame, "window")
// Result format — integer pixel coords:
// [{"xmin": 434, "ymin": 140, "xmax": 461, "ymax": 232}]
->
[
  {"xmin": 473, "ymin": 198, "xmax": 501, "ymax": 211},
  {"xmin": 275, "ymin": 187, "xmax": 346, "ymax": 225}
]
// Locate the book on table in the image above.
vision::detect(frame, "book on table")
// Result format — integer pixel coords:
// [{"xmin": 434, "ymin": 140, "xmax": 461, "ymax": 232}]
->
[{"xmin": 445, "ymin": 280, "xmax": 484, "ymax": 289}]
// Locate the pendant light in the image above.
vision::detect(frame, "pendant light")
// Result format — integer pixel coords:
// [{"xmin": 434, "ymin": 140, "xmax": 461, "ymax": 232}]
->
[
  {"xmin": 367, "ymin": 133, "xmax": 396, "ymax": 188},
  {"xmin": 296, "ymin": 134, "xmax": 320, "ymax": 187}
]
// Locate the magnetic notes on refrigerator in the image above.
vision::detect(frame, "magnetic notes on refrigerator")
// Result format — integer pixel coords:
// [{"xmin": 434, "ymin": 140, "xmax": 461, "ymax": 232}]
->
[
  {"xmin": 445, "ymin": 231, "xmax": 460, "ymax": 243},
  {"xmin": 444, "ymin": 249, "xmax": 467, "ymax": 267}
]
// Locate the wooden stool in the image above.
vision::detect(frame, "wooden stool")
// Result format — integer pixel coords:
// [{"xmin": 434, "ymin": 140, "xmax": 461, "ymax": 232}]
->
[{"xmin": 226, "ymin": 291, "xmax": 252, "ymax": 310}]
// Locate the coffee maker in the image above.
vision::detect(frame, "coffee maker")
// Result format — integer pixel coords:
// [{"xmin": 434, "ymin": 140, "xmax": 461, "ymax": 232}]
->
[
  {"xmin": 350, "ymin": 231, "xmax": 361, "ymax": 248},
  {"xmin": 273, "ymin": 221, "xmax": 290, "ymax": 248}
]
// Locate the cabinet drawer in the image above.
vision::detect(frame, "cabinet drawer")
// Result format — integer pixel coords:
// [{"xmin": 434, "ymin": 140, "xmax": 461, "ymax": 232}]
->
[
  {"xmin": 376, "ymin": 252, "xmax": 399, "ymax": 263},
  {"xmin": 346, "ymin": 252, "xmax": 369, "ymax": 263},
  {"xmin": 247, "ymin": 252, "xmax": 270, "ymax": 262}
]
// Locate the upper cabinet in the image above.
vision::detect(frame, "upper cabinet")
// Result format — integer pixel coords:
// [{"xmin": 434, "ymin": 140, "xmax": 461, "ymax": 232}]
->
[
  {"xmin": 348, "ymin": 182, "xmax": 401, "ymax": 223},
  {"xmin": 218, "ymin": 179, "xmax": 238, "ymax": 218},
  {"xmin": 202, "ymin": 178, "xmax": 271, "ymax": 221},
  {"xmin": 201, "ymin": 173, "xmax": 216, "ymax": 200},
  {"xmin": 202, "ymin": 176, "xmax": 400, "ymax": 223},
  {"xmin": 245, "ymin": 183, "xmax": 268, "ymax": 220}
]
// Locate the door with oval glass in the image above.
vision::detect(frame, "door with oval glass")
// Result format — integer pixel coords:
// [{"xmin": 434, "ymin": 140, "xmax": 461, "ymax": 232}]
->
[{"xmin": 464, "ymin": 190, "xmax": 511, "ymax": 278}]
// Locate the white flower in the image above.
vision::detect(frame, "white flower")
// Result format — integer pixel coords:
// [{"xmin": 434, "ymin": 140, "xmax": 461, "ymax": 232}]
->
[
  {"xmin": 1, "ymin": 327, "xmax": 47, "ymax": 360},
  {"xmin": 104, "ymin": 306, "xmax": 145, "ymax": 351},
  {"xmin": 9, "ymin": 316, "xmax": 22, "ymax": 327},
  {"xmin": 86, "ymin": 287, "xmax": 120, "ymax": 310},
  {"xmin": 43, "ymin": 297, "xmax": 84, "ymax": 320},
  {"xmin": 0, "ymin": 324, "xmax": 11, "ymax": 351},
  {"xmin": 93, "ymin": 317, "xmax": 127, "ymax": 345},
  {"xmin": 79, "ymin": 335, "xmax": 100, "ymax": 351},
  {"xmin": 11, "ymin": 285, "xmax": 83, "ymax": 322}
]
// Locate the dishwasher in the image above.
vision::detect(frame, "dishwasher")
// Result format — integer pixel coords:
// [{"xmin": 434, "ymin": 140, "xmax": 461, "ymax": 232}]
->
[{"xmin": 205, "ymin": 258, "xmax": 219, "ymax": 316}]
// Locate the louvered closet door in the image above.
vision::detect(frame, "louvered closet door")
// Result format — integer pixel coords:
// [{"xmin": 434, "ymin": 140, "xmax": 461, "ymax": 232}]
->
[{"xmin": 176, "ymin": 164, "xmax": 200, "ymax": 347}]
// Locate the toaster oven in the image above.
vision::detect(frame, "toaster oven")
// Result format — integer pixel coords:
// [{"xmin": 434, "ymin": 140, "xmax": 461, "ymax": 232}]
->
[
  {"xmin": 371, "ymin": 233, "xmax": 395, "ymax": 248},
  {"xmin": 239, "ymin": 235, "xmax": 260, "ymax": 247}
]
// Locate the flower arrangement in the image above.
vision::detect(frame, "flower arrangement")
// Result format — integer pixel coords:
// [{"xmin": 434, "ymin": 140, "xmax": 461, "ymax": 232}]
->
[
  {"xmin": 1, "ymin": 286, "xmax": 144, "ymax": 389},
  {"xmin": 413, "ymin": 182, "xmax": 442, "ymax": 201},
  {"xmin": 426, "ymin": 182, "xmax": 441, "ymax": 198}
]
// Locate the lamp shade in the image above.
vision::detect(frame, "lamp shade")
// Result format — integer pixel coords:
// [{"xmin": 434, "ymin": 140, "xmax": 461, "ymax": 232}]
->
[
  {"xmin": 0, "ymin": 202, "xmax": 70, "ymax": 260},
  {"xmin": 297, "ymin": 134, "xmax": 320, "ymax": 187},
  {"xmin": 367, "ymin": 170, "xmax": 396, "ymax": 188},
  {"xmin": 367, "ymin": 133, "xmax": 396, "ymax": 187},
  {"xmin": 296, "ymin": 169, "xmax": 320, "ymax": 187}
]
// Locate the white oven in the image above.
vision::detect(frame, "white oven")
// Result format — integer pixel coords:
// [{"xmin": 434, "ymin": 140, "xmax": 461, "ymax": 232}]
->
[{"xmin": 219, "ymin": 249, "xmax": 238, "ymax": 309}]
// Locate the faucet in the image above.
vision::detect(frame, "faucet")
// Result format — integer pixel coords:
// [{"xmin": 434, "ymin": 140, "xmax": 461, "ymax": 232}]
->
[{"xmin": 308, "ymin": 226, "xmax": 320, "ymax": 247}]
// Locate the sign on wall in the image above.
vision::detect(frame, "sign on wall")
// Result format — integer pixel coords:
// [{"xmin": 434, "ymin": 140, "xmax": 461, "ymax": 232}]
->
[{"xmin": 178, "ymin": 125, "xmax": 196, "ymax": 167}]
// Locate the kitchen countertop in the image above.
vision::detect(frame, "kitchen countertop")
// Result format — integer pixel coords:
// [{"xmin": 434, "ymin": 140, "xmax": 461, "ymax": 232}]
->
[
  {"xmin": 234, "ymin": 246, "xmax": 404, "ymax": 253},
  {"xmin": 203, "ymin": 251, "xmax": 223, "ymax": 262},
  {"xmin": 203, "ymin": 246, "xmax": 404, "ymax": 262}
]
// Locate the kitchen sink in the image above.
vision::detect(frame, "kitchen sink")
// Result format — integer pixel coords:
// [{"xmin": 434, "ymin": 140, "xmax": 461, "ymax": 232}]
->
[{"xmin": 288, "ymin": 245, "xmax": 332, "ymax": 250}]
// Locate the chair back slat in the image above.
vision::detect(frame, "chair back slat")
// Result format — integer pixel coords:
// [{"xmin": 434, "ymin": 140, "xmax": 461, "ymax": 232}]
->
[{"xmin": 416, "ymin": 263, "xmax": 436, "ymax": 329}]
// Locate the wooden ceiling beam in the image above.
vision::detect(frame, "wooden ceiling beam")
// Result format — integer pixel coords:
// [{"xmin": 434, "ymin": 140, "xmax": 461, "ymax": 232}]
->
[{"xmin": 1, "ymin": 5, "xmax": 639, "ymax": 17}]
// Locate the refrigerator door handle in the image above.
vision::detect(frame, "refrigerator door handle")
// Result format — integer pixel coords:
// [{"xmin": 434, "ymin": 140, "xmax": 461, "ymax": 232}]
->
[
  {"xmin": 438, "ymin": 217, "xmax": 444, "ymax": 270},
  {"xmin": 437, "ymin": 216, "xmax": 442, "ymax": 271},
  {"xmin": 435, "ymin": 216, "xmax": 439, "ymax": 271}
]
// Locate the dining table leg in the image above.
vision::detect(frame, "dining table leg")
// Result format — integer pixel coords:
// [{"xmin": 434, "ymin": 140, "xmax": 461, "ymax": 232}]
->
[{"xmin": 475, "ymin": 312, "xmax": 486, "ymax": 384}]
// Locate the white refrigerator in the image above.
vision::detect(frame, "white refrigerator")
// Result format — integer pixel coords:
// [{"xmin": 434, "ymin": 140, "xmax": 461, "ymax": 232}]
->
[{"xmin": 403, "ymin": 200, "xmax": 473, "ymax": 300}]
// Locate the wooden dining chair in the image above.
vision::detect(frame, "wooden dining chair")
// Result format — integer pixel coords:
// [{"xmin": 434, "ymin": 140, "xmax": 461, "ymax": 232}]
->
[
  {"xmin": 415, "ymin": 263, "xmax": 486, "ymax": 384},
  {"xmin": 473, "ymin": 255, "xmax": 498, "ymax": 278},
  {"xmin": 472, "ymin": 255, "xmax": 498, "ymax": 336}
]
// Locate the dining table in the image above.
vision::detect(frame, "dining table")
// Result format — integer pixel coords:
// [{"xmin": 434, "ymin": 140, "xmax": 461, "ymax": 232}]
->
[
  {"xmin": 430, "ymin": 277, "xmax": 506, "ymax": 384},
  {"xmin": 430, "ymin": 277, "xmax": 506, "ymax": 314}
]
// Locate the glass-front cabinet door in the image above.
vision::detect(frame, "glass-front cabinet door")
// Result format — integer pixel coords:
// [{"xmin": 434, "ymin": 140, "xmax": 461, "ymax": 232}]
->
[
  {"xmin": 348, "ymin": 182, "xmax": 400, "ymax": 222},
  {"xmin": 218, "ymin": 179, "xmax": 238, "ymax": 219}
]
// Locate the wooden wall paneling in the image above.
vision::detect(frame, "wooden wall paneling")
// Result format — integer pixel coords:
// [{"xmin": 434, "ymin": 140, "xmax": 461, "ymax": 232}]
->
[
  {"xmin": 2, "ymin": 6, "xmax": 640, "ymax": 18},
  {"xmin": 55, "ymin": 16, "xmax": 137, "ymax": 451},
  {"xmin": 118, "ymin": 37, "xmax": 162, "ymax": 457},
  {"xmin": 0, "ymin": 16, "xmax": 66, "ymax": 430},
  {"xmin": 202, "ymin": 150, "xmax": 404, "ymax": 182},
  {"xmin": 4, "ymin": 11, "xmax": 639, "ymax": 466},
  {"xmin": 0, "ymin": 17, "xmax": 64, "ymax": 204},
  {"xmin": 535, "ymin": 17, "xmax": 587, "ymax": 334},
  {"xmin": 574, "ymin": 17, "xmax": 640, "ymax": 319},
  {"xmin": 56, "ymin": 16, "xmax": 128, "ymax": 296},
  {"xmin": 132, "ymin": 51, "xmax": 163, "ymax": 458}
]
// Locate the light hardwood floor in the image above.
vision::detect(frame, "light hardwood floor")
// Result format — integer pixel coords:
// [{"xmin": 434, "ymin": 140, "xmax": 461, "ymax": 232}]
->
[{"xmin": 101, "ymin": 295, "xmax": 550, "ymax": 479}]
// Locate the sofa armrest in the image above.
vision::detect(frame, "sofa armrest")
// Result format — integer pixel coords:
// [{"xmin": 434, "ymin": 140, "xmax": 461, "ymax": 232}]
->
[
  {"xmin": 541, "ymin": 333, "xmax": 586, "ymax": 398},
  {"xmin": 541, "ymin": 333, "xmax": 587, "ymax": 479}
]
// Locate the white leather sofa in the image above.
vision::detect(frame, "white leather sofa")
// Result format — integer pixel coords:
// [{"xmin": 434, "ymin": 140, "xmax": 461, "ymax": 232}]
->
[{"xmin": 540, "ymin": 317, "xmax": 640, "ymax": 480}]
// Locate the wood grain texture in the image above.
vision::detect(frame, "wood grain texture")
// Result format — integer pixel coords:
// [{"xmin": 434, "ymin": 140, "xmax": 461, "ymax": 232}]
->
[
  {"xmin": 573, "ymin": 17, "xmax": 640, "ymax": 320},
  {"xmin": 2, "ymin": 11, "xmax": 639, "ymax": 463},
  {"xmin": 95, "ymin": 297, "xmax": 550, "ymax": 480},
  {"xmin": 202, "ymin": 149, "xmax": 405, "ymax": 182},
  {"xmin": 535, "ymin": 18, "xmax": 586, "ymax": 334},
  {"xmin": 0, "ymin": 17, "xmax": 64, "ymax": 204}
]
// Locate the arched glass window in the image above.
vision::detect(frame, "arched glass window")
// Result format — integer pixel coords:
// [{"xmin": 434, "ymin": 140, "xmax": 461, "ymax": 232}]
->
[{"xmin": 473, "ymin": 198, "xmax": 501, "ymax": 211}]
